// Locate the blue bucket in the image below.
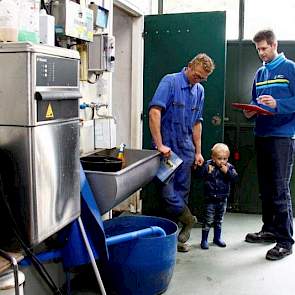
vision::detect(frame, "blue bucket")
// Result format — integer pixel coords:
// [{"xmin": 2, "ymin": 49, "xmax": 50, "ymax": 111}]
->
[{"xmin": 102, "ymin": 215, "xmax": 178, "ymax": 295}]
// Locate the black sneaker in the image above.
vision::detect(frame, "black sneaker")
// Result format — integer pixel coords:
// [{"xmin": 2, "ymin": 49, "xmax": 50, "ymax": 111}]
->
[
  {"xmin": 177, "ymin": 242, "xmax": 191, "ymax": 252},
  {"xmin": 266, "ymin": 245, "xmax": 292, "ymax": 260},
  {"xmin": 245, "ymin": 231, "xmax": 276, "ymax": 243}
]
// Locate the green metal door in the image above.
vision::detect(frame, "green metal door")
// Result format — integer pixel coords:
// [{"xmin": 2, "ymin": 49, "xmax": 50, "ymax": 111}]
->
[{"xmin": 142, "ymin": 12, "xmax": 226, "ymax": 219}]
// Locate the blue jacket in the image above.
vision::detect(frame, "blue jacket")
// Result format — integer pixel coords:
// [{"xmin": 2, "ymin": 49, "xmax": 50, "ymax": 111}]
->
[
  {"xmin": 251, "ymin": 53, "xmax": 295, "ymax": 138},
  {"xmin": 196, "ymin": 160, "xmax": 238, "ymax": 200}
]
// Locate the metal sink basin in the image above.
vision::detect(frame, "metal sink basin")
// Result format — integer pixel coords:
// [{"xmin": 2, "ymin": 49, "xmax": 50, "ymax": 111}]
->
[{"xmin": 82, "ymin": 148, "xmax": 160, "ymax": 214}]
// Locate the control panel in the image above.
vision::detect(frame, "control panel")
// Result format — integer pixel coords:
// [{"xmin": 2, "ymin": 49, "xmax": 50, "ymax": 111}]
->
[{"xmin": 36, "ymin": 55, "xmax": 79, "ymax": 87}]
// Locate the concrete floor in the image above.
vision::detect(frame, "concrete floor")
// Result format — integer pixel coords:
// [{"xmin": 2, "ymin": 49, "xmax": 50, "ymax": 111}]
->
[{"xmin": 164, "ymin": 213, "xmax": 295, "ymax": 295}]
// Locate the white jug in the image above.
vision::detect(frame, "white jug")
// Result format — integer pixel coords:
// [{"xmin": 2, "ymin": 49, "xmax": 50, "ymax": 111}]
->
[{"xmin": 0, "ymin": 270, "xmax": 25, "ymax": 295}]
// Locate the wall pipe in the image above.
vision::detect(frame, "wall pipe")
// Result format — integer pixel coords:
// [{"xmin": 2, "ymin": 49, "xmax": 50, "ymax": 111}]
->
[{"xmin": 158, "ymin": 0, "xmax": 163, "ymax": 14}]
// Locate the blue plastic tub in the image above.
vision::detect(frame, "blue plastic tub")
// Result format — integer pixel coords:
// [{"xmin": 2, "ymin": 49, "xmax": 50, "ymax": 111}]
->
[{"xmin": 102, "ymin": 215, "xmax": 178, "ymax": 295}]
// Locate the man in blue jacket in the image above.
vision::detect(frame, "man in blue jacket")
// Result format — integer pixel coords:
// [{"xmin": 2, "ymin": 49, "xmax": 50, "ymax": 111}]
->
[
  {"xmin": 244, "ymin": 29, "xmax": 295, "ymax": 260},
  {"xmin": 149, "ymin": 53, "xmax": 215, "ymax": 252}
]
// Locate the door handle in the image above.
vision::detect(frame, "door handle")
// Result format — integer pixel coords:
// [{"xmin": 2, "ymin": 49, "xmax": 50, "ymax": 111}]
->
[{"xmin": 211, "ymin": 115, "xmax": 222, "ymax": 126}]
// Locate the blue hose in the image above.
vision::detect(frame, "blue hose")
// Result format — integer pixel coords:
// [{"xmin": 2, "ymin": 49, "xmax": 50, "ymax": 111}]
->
[
  {"xmin": 106, "ymin": 226, "xmax": 166, "ymax": 246},
  {"xmin": 19, "ymin": 226, "xmax": 166, "ymax": 266}
]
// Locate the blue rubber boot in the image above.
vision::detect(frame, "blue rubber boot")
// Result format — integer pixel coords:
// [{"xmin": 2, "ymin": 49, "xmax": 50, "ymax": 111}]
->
[
  {"xmin": 213, "ymin": 226, "xmax": 226, "ymax": 247},
  {"xmin": 201, "ymin": 230, "xmax": 209, "ymax": 250}
]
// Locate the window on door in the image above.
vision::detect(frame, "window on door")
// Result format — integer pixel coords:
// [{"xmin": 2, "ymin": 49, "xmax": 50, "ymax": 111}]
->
[{"xmin": 163, "ymin": 0, "xmax": 295, "ymax": 41}]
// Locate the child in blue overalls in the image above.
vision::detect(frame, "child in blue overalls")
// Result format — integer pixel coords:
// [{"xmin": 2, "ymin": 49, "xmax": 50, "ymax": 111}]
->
[{"xmin": 196, "ymin": 143, "xmax": 238, "ymax": 249}]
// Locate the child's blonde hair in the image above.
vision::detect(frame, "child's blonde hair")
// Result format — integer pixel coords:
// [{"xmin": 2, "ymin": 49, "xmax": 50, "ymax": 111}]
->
[{"xmin": 211, "ymin": 143, "xmax": 230, "ymax": 157}]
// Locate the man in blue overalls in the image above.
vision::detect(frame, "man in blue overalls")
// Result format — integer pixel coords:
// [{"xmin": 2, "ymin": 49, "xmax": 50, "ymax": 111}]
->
[{"xmin": 149, "ymin": 53, "xmax": 215, "ymax": 252}]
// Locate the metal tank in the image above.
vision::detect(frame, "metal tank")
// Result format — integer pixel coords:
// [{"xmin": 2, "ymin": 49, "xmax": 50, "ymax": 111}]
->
[{"xmin": 0, "ymin": 42, "xmax": 81, "ymax": 246}]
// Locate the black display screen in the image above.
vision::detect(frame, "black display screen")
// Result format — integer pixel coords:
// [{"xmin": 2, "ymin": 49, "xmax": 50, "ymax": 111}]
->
[{"xmin": 36, "ymin": 55, "xmax": 79, "ymax": 87}]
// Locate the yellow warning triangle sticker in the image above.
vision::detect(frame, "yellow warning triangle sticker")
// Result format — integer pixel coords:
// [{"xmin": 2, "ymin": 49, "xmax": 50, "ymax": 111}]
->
[{"xmin": 46, "ymin": 103, "xmax": 54, "ymax": 119}]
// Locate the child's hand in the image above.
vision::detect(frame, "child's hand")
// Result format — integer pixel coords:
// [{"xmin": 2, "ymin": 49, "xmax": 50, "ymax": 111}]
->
[
  {"xmin": 220, "ymin": 164, "xmax": 228, "ymax": 174},
  {"xmin": 208, "ymin": 164, "xmax": 214, "ymax": 174}
]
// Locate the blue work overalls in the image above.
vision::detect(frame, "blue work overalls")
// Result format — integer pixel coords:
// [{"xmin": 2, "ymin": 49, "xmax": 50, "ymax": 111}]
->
[{"xmin": 149, "ymin": 68, "xmax": 205, "ymax": 216}]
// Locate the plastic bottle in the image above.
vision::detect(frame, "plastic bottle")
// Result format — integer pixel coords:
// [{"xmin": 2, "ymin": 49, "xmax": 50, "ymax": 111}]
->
[
  {"xmin": 117, "ymin": 143, "xmax": 126, "ymax": 168},
  {"xmin": 18, "ymin": 0, "xmax": 40, "ymax": 43},
  {"xmin": 39, "ymin": 9, "xmax": 55, "ymax": 46},
  {"xmin": 0, "ymin": 0, "xmax": 20, "ymax": 42}
]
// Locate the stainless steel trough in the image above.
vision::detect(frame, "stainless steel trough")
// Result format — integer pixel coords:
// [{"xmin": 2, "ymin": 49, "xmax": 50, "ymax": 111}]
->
[{"xmin": 82, "ymin": 148, "xmax": 160, "ymax": 214}]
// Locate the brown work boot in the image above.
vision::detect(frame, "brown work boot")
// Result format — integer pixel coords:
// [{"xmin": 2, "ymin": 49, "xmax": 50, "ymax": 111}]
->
[{"xmin": 177, "ymin": 206, "xmax": 196, "ymax": 243}]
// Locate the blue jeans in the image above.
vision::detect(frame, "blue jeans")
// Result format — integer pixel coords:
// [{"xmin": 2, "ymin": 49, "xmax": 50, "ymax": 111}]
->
[
  {"xmin": 203, "ymin": 198, "xmax": 227, "ymax": 231},
  {"xmin": 161, "ymin": 162, "xmax": 192, "ymax": 216},
  {"xmin": 255, "ymin": 136, "xmax": 295, "ymax": 249}
]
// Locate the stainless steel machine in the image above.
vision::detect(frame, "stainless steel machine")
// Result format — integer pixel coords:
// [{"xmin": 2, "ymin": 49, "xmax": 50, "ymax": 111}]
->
[{"xmin": 0, "ymin": 42, "xmax": 81, "ymax": 246}]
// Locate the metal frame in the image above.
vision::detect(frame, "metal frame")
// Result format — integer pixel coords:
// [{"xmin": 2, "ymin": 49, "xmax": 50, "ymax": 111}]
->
[{"xmin": 0, "ymin": 250, "xmax": 20, "ymax": 295}]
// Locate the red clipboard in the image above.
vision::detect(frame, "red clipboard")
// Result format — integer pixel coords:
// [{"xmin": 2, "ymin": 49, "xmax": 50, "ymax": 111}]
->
[{"xmin": 232, "ymin": 103, "xmax": 274, "ymax": 115}]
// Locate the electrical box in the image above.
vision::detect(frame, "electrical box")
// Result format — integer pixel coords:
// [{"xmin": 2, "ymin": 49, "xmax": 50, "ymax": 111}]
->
[
  {"xmin": 106, "ymin": 34, "xmax": 115, "ymax": 72},
  {"xmin": 88, "ymin": 34, "xmax": 115, "ymax": 72},
  {"xmin": 53, "ymin": 0, "xmax": 93, "ymax": 42},
  {"xmin": 88, "ymin": 2, "xmax": 109, "ymax": 29},
  {"xmin": 94, "ymin": 118, "xmax": 116, "ymax": 149}
]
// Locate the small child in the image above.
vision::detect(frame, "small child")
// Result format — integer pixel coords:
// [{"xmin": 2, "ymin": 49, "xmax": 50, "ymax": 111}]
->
[{"xmin": 197, "ymin": 143, "xmax": 238, "ymax": 249}]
